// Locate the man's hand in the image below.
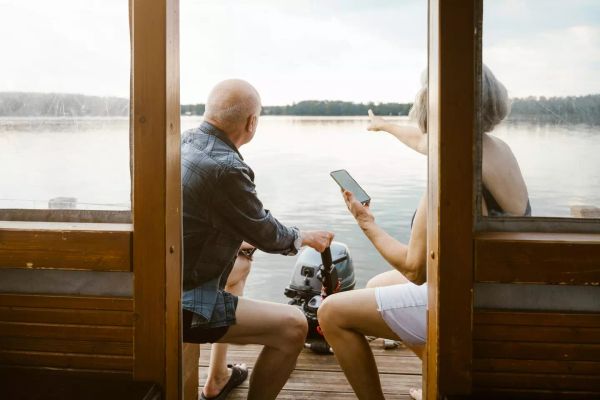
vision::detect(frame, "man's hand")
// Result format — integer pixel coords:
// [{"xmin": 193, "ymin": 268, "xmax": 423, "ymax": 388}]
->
[
  {"xmin": 342, "ymin": 190, "xmax": 375, "ymax": 229},
  {"xmin": 366, "ymin": 109, "xmax": 388, "ymax": 132},
  {"xmin": 300, "ymin": 230, "xmax": 335, "ymax": 253},
  {"xmin": 240, "ymin": 241, "xmax": 255, "ymax": 251}
]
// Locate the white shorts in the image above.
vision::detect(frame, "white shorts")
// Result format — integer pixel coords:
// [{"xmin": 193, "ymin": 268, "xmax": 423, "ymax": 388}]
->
[{"xmin": 375, "ymin": 282, "xmax": 427, "ymax": 346}]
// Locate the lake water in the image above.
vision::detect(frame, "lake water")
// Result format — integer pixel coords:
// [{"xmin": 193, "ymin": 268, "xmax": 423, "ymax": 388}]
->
[{"xmin": 1, "ymin": 116, "xmax": 599, "ymax": 302}]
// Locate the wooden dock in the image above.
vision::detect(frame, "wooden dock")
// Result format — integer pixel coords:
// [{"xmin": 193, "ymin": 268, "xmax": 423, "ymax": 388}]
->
[{"xmin": 199, "ymin": 339, "xmax": 422, "ymax": 399}]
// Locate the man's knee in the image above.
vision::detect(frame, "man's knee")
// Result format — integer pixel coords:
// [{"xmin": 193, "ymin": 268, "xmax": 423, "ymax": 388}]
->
[{"xmin": 280, "ymin": 307, "xmax": 308, "ymax": 348}]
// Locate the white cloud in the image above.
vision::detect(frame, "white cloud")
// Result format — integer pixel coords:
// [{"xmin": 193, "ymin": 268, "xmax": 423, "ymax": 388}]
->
[{"xmin": 485, "ymin": 25, "xmax": 600, "ymax": 97}]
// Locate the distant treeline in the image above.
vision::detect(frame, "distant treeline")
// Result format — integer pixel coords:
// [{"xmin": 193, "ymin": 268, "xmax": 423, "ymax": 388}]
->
[
  {"xmin": 182, "ymin": 101, "xmax": 412, "ymax": 116},
  {"xmin": 2, "ymin": 92, "xmax": 599, "ymax": 125},
  {"xmin": 508, "ymin": 95, "xmax": 600, "ymax": 125},
  {"xmin": 0, "ymin": 92, "xmax": 129, "ymax": 117}
]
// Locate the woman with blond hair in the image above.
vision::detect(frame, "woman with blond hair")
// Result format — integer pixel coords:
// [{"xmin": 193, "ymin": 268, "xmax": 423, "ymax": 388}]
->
[{"xmin": 318, "ymin": 65, "xmax": 530, "ymax": 400}]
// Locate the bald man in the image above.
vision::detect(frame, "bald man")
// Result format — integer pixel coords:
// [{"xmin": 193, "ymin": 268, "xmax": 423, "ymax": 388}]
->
[{"xmin": 181, "ymin": 79, "xmax": 334, "ymax": 400}]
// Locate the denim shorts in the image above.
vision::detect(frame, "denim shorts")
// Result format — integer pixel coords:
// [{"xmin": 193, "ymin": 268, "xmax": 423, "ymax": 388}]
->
[{"xmin": 375, "ymin": 282, "xmax": 427, "ymax": 346}]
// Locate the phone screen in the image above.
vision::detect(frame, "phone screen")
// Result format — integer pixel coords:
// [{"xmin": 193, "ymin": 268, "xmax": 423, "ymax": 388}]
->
[{"xmin": 330, "ymin": 169, "xmax": 371, "ymax": 205}]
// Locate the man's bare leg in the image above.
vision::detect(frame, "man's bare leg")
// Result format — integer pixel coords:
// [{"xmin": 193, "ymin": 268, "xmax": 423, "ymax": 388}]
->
[
  {"xmin": 202, "ymin": 254, "xmax": 252, "ymax": 397},
  {"xmin": 217, "ymin": 297, "xmax": 308, "ymax": 400}
]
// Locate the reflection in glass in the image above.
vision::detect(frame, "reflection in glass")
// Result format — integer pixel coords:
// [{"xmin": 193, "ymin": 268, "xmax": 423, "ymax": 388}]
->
[
  {"xmin": 482, "ymin": 0, "xmax": 600, "ymax": 218},
  {"xmin": 0, "ymin": 1, "xmax": 131, "ymax": 210}
]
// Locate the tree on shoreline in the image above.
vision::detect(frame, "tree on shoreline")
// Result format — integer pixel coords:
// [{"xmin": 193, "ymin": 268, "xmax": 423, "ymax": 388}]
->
[{"xmin": 2, "ymin": 92, "xmax": 599, "ymax": 125}]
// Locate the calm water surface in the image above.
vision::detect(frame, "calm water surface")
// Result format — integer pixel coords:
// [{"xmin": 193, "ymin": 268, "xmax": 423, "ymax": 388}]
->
[{"xmin": 1, "ymin": 116, "xmax": 599, "ymax": 301}]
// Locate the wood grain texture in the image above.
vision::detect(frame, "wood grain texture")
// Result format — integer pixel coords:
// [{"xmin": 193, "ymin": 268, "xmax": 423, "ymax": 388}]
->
[
  {"xmin": 0, "ymin": 337, "xmax": 133, "ymax": 356},
  {"xmin": 472, "ymin": 388, "xmax": 600, "ymax": 400},
  {"xmin": 0, "ymin": 321, "xmax": 133, "ymax": 342},
  {"xmin": 473, "ymin": 372, "xmax": 600, "ymax": 392},
  {"xmin": 183, "ymin": 343, "xmax": 199, "ymax": 400},
  {"xmin": 0, "ymin": 293, "xmax": 133, "ymax": 311},
  {"xmin": 0, "ymin": 293, "xmax": 135, "ymax": 375},
  {"xmin": 475, "ymin": 232, "xmax": 600, "ymax": 284},
  {"xmin": 426, "ymin": 0, "xmax": 476, "ymax": 396},
  {"xmin": 474, "ymin": 340, "xmax": 600, "ymax": 361},
  {"xmin": 132, "ymin": 0, "xmax": 181, "ymax": 397},
  {"xmin": 198, "ymin": 342, "xmax": 421, "ymax": 398},
  {"xmin": 0, "ymin": 349, "xmax": 133, "ymax": 371},
  {"xmin": 474, "ymin": 310, "xmax": 600, "ymax": 328},
  {"xmin": 0, "ymin": 306, "xmax": 134, "ymax": 326},
  {"xmin": 473, "ymin": 309, "xmax": 600, "ymax": 395},
  {"xmin": 0, "ymin": 222, "xmax": 132, "ymax": 271}
]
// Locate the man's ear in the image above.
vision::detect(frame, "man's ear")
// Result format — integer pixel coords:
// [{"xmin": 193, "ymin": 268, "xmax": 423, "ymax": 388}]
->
[{"xmin": 246, "ymin": 114, "xmax": 257, "ymax": 133}]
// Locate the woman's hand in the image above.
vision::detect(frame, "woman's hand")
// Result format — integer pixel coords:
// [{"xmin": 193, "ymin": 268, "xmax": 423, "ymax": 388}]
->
[
  {"xmin": 342, "ymin": 190, "xmax": 375, "ymax": 228},
  {"xmin": 367, "ymin": 109, "xmax": 388, "ymax": 132}
]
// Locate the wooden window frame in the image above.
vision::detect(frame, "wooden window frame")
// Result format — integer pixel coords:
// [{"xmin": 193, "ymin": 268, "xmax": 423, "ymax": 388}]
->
[
  {"xmin": 427, "ymin": 1, "xmax": 600, "ymax": 398},
  {"xmin": 0, "ymin": 1, "xmax": 186, "ymax": 399}
]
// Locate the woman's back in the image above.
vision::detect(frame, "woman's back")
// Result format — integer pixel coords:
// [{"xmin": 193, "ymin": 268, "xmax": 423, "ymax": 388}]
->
[{"xmin": 482, "ymin": 133, "xmax": 530, "ymax": 216}]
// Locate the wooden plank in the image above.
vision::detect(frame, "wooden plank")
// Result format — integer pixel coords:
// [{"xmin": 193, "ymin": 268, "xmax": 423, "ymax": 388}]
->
[
  {"xmin": 0, "ymin": 365, "xmax": 133, "ymax": 380},
  {"xmin": 0, "ymin": 321, "xmax": 132, "ymax": 342},
  {"xmin": 0, "ymin": 337, "xmax": 132, "ymax": 356},
  {"xmin": 0, "ymin": 349, "xmax": 133, "ymax": 371},
  {"xmin": 0, "ymin": 306, "xmax": 134, "ymax": 326},
  {"xmin": 200, "ymin": 368, "xmax": 422, "ymax": 395},
  {"xmin": 473, "ymin": 388, "xmax": 600, "ymax": 400},
  {"xmin": 474, "ymin": 324, "xmax": 600, "ymax": 344},
  {"xmin": 227, "ymin": 389, "xmax": 413, "ymax": 400},
  {"xmin": 200, "ymin": 347, "xmax": 422, "ymax": 375},
  {"xmin": 474, "ymin": 341, "xmax": 600, "ymax": 361},
  {"xmin": 0, "ymin": 293, "xmax": 133, "ymax": 311},
  {"xmin": 473, "ymin": 371, "xmax": 600, "ymax": 392},
  {"xmin": 132, "ymin": 0, "xmax": 182, "ymax": 397},
  {"xmin": 426, "ymin": 0, "xmax": 476, "ymax": 397},
  {"xmin": 183, "ymin": 343, "xmax": 199, "ymax": 400},
  {"xmin": 201, "ymin": 340, "xmax": 419, "ymax": 358},
  {"xmin": 0, "ymin": 223, "xmax": 132, "ymax": 271},
  {"xmin": 473, "ymin": 358, "xmax": 600, "ymax": 375},
  {"xmin": 474, "ymin": 310, "xmax": 600, "ymax": 328},
  {"xmin": 475, "ymin": 232, "xmax": 600, "ymax": 285}
]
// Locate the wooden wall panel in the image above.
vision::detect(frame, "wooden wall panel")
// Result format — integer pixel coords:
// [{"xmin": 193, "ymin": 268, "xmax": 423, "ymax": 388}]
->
[
  {"xmin": 0, "ymin": 222, "xmax": 132, "ymax": 272},
  {"xmin": 473, "ymin": 309, "xmax": 600, "ymax": 397},
  {"xmin": 0, "ymin": 294, "xmax": 134, "ymax": 377},
  {"xmin": 475, "ymin": 232, "xmax": 600, "ymax": 285}
]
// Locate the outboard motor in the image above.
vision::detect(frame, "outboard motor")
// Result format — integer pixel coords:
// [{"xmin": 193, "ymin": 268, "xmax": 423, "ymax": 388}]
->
[{"xmin": 284, "ymin": 241, "xmax": 355, "ymax": 353}]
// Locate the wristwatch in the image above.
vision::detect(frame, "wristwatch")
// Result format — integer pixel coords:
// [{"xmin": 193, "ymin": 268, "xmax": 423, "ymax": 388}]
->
[{"xmin": 293, "ymin": 228, "xmax": 303, "ymax": 252}]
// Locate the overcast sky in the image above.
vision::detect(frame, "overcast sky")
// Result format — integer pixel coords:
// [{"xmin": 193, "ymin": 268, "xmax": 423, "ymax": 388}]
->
[{"xmin": 0, "ymin": 0, "xmax": 598, "ymax": 105}]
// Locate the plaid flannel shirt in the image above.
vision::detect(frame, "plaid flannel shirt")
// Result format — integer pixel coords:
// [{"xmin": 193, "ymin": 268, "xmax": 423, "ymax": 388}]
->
[{"xmin": 181, "ymin": 121, "xmax": 299, "ymax": 327}]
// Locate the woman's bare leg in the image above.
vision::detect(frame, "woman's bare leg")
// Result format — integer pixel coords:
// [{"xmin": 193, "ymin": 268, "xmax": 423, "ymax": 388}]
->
[
  {"xmin": 366, "ymin": 269, "xmax": 409, "ymax": 289},
  {"xmin": 203, "ymin": 255, "xmax": 251, "ymax": 397},
  {"xmin": 218, "ymin": 297, "xmax": 308, "ymax": 400},
  {"xmin": 318, "ymin": 288, "xmax": 423, "ymax": 400}
]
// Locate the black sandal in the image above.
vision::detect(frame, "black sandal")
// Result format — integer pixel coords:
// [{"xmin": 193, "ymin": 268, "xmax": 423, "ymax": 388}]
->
[{"xmin": 200, "ymin": 364, "xmax": 249, "ymax": 400}]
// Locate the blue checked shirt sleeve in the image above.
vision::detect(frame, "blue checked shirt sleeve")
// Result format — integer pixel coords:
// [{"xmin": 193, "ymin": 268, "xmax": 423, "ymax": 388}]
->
[{"xmin": 212, "ymin": 165, "xmax": 298, "ymax": 255}]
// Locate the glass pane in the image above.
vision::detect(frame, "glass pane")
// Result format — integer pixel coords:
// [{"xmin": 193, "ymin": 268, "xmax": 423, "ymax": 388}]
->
[
  {"xmin": 480, "ymin": 0, "xmax": 600, "ymax": 219},
  {"xmin": 181, "ymin": 0, "xmax": 428, "ymax": 301},
  {"xmin": 0, "ymin": 0, "xmax": 131, "ymax": 210}
]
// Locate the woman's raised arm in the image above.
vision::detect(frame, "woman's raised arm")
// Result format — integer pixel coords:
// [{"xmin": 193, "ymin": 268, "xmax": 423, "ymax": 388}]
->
[{"xmin": 367, "ymin": 109, "xmax": 428, "ymax": 155}]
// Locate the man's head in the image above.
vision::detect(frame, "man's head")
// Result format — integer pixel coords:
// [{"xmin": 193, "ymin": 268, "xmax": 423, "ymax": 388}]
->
[{"xmin": 204, "ymin": 79, "xmax": 262, "ymax": 148}]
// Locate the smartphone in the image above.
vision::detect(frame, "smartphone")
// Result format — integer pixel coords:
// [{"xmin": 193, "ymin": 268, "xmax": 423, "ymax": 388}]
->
[{"xmin": 330, "ymin": 169, "xmax": 371, "ymax": 205}]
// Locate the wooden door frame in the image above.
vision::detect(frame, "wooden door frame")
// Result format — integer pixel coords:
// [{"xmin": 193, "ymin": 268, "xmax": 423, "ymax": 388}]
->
[
  {"xmin": 131, "ymin": 0, "xmax": 183, "ymax": 398},
  {"xmin": 425, "ymin": 0, "xmax": 476, "ymax": 397}
]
